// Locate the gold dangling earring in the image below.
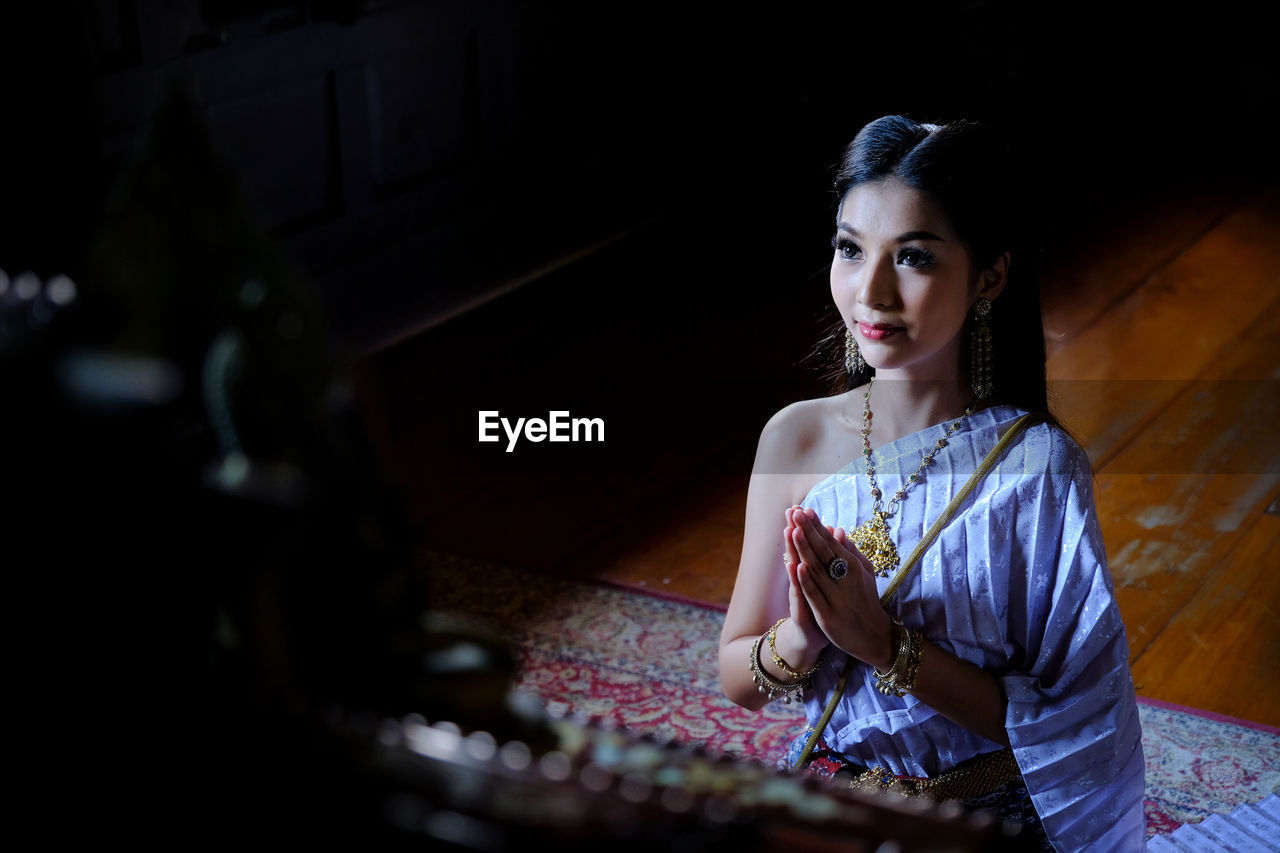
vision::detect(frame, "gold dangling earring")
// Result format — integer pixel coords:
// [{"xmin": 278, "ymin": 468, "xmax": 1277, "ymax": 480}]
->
[
  {"xmin": 845, "ymin": 327, "xmax": 865, "ymax": 375},
  {"xmin": 970, "ymin": 298, "xmax": 993, "ymax": 399}
]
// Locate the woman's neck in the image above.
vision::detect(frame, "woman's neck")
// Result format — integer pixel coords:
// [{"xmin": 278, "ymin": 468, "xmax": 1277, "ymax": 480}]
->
[{"xmin": 864, "ymin": 375, "xmax": 976, "ymax": 446}]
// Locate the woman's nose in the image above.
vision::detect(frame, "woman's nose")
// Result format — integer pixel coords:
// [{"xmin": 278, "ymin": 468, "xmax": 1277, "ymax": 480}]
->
[{"xmin": 856, "ymin": 254, "xmax": 897, "ymax": 309}]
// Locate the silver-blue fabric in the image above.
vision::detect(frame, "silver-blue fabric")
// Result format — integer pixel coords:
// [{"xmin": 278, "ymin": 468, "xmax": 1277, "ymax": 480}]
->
[{"xmin": 794, "ymin": 404, "xmax": 1146, "ymax": 852}]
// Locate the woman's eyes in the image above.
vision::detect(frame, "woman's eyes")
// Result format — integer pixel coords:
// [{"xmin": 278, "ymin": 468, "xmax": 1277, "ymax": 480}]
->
[
  {"xmin": 897, "ymin": 247, "xmax": 936, "ymax": 268},
  {"xmin": 832, "ymin": 235, "xmax": 860, "ymax": 259},
  {"xmin": 831, "ymin": 236, "xmax": 936, "ymax": 268}
]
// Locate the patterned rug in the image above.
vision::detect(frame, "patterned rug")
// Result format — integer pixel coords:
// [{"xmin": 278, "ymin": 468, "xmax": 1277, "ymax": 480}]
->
[{"xmin": 423, "ymin": 550, "xmax": 1280, "ymax": 838}]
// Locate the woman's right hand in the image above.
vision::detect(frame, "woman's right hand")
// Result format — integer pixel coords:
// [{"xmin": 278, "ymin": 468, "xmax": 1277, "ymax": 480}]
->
[{"xmin": 778, "ymin": 506, "xmax": 831, "ymax": 666}]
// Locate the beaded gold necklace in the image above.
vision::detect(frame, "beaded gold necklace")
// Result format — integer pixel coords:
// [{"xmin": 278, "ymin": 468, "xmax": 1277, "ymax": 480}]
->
[{"xmin": 851, "ymin": 376, "xmax": 973, "ymax": 578}]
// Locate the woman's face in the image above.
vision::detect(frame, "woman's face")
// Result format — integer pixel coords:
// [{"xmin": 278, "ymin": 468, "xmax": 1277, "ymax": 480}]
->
[{"xmin": 830, "ymin": 177, "xmax": 1003, "ymax": 383}]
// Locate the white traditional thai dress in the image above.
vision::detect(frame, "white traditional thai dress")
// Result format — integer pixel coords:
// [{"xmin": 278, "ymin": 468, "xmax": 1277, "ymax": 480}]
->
[{"xmin": 790, "ymin": 404, "xmax": 1146, "ymax": 852}]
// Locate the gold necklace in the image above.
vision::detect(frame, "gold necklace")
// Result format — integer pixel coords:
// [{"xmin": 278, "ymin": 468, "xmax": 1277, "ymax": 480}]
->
[{"xmin": 851, "ymin": 376, "xmax": 973, "ymax": 578}]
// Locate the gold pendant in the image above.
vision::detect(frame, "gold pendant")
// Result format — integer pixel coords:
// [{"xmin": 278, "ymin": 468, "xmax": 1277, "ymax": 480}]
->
[{"xmin": 851, "ymin": 511, "xmax": 900, "ymax": 578}]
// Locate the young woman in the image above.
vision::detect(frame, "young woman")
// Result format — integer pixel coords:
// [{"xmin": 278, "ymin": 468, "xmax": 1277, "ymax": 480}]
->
[{"xmin": 718, "ymin": 115, "xmax": 1145, "ymax": 851}]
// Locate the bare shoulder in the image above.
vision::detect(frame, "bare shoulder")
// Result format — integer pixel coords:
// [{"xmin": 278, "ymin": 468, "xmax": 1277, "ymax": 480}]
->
[
  {"xmin": 751, "ymin": 388, "xmax": 864, "ymax": 502},
  {"xmin": 754, "ymin": 394, "xmax": 839, "ymax": 468}
]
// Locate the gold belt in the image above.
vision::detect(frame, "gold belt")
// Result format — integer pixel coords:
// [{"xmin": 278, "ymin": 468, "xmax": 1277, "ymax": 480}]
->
[{"xmin": 847, "ymin": 748, "xmax": 1022, "ymax": 803}]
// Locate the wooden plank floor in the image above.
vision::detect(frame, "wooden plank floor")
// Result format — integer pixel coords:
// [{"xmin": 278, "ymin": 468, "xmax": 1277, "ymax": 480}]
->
[{"xmin": 354, "ymin": 182, "xmax": 1280, "ymax": 727}]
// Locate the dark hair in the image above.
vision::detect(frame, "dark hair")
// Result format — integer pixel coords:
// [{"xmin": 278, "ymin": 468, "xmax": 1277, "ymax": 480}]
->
[{"xmin": 817, "ymin": 115, "xmax": 1054, "ymax": 423}]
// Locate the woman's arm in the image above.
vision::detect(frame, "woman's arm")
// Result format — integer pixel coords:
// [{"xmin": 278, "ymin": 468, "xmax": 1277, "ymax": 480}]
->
[
  {"xmin": 903, "ymin": 636, "xmax": 1011, "ymax": 748},
  {"xmin": 789, "ymin": 508, "xmax": 1011, "ymax": 747},
  {"xmin": 718, "ymin": 407, "xmax": 830, "ymax": 710}
]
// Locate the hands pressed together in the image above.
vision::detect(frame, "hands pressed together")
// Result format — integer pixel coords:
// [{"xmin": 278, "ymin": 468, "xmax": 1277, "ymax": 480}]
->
[
  {"xmin": 778, "ymin": 506, "xmax": 896, "ymax": 674},
  {"xmin": 728, "ymin": 505, "xmax": 1009, "ymax": 746}
]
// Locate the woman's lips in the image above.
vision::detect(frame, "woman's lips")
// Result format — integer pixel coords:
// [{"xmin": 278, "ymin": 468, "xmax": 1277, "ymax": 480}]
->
[{"xmin": 858, "ymin": 322, "xmax": 903, "ymax": 341}]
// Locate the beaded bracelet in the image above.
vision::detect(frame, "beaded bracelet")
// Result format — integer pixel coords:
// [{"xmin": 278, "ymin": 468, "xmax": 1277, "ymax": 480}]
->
[
  {"xmin": 766, "ymin": 618, "xmax": 823, "ymax": 682},
  {"xmin": 749, "ymin": 630, "xmax": 817, "ymax": 704}
]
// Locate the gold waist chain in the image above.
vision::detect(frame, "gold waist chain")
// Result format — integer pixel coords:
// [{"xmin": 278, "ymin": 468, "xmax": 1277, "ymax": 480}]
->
[{"xmin": 847, "ymin": 747, "xmax": 1023, "ymax": 803}]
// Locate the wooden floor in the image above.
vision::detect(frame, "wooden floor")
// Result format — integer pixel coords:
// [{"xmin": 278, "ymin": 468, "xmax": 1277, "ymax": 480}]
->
[{"xmin": 353, "ymin": 180, "xmax": 1280, "ymax": 728}]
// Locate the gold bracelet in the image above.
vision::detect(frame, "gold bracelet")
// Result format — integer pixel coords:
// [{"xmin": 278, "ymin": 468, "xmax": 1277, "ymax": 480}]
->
[
  {"xmin": 875, "ymin": 626, "xmax": 923, "ymax": 697},
  {"xmin": 873, "ymin": 618, "xmax": 910, "ymax": 682},
  {"xmin": 749, "ymin": 631, "xmax": 814, "ymax": 704},
  {"xmin": 894, "ymin": 629, "xmax": 923, "ymax": 695},
  {"xmin": 766, "ymin": 618, "xmax": 822, "ymax": 681}
]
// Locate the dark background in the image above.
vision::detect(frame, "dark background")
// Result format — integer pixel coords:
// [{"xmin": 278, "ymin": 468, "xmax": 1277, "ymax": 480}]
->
[
  {"xmin": 5, "ymin": 1, "xmax": 1274, "ymax": 503},
  {"xmin": 3, "ymin": 1, "xmax": 1275, "ymax": 357}
]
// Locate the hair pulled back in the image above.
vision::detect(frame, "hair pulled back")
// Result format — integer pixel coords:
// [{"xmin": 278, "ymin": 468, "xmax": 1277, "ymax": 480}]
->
[{"xmin": 826, "ymin": 115, "xmax": 1051, "ymax": 419}]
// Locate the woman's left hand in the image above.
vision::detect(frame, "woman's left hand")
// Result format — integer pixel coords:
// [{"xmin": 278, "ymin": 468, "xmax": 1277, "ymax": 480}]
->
[{"xmin": 788, "ymin": 507, "xmax": 896, "ymax": 670}]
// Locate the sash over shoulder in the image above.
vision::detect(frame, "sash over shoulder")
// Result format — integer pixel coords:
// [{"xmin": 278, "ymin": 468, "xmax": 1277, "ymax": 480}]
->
[{"xmin": 791, "ymin": 405, "xmax": 1146, "ymax": 852}]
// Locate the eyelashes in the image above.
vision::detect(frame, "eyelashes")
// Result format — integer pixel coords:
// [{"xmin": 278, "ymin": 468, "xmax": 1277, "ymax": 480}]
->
[
  {"xmin": 831, "ymin": 235, "xmax": 937, "ymax": 269},
  {"xmin": 897, "ymin": 247, "xmax": 937, "ymax": 268}
]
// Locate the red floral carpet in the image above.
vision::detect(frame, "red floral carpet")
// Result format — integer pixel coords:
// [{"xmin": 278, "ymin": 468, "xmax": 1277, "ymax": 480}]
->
[{"xmin": 424, "ymin": 551, "xmax": 1280, "ymax": 839}]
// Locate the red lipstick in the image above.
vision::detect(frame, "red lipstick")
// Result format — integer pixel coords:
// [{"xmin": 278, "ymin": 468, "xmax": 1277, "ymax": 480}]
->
[{"xmin": 859, "ymin": 322, "xmax": 903, "ymax": 341}]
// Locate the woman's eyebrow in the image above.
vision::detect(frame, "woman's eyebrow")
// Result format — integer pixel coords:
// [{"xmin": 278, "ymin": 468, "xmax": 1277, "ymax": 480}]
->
[{"xmin": 837, "ymin": 224, "xmax": 948, "ymax": 243}]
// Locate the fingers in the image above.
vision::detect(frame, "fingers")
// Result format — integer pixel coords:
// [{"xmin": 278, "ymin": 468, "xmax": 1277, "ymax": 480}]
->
[
  {"xmin": 794, "ymin": 558, "xmax": 830, "ymax": 613},
  {"xmin": 793, "ymin": 511, "xmax": 878, "ymax": 589},
  {"xmin": 782, "ymin": 506, "xmax": 801, "ymax": 570},
  {"xmin": 832, "ymin": 525, "xmax": 875, "ymax": 575},
  {"xmin": 785, "ymin": 559, "xmax": 816, "ymax": 624},
  {"xmin": 793, "ymin": 507, "xmax": 837, "ymax": 566},
  {"xmin": 790, "ymin": 518, "xmax": 824, "ymax": 572},
  {"xmin": 784, "ymin": 548, "xmax": 802, "ymax": 589},
  {"xmin": 786, "ymin": 507, "xmax": 869, "ymax": 583}
]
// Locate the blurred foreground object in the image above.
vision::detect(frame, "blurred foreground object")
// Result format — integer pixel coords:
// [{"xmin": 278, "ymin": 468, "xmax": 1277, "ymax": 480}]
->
[{"xmin": 1, "ymin": 87, "xmax": 476, "ymax": 838}]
